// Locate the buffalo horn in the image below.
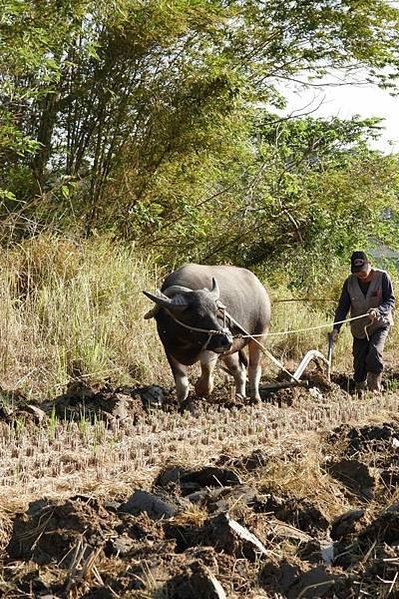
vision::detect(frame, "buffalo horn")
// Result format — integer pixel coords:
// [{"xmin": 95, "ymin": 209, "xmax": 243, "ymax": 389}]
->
[
  {"xmin": 163, "ymin": 285, "xmax": 192, "ymax": 297},
  {"xmin": 209, "ymin": 277, "xmax": 220, "ymax": 301},
  {"xmin": 143, "ymin": 290, "xmax": 188, "ymax": 310}
]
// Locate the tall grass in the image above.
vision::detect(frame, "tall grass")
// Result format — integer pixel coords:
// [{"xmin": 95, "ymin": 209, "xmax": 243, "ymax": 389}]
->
[
  {"xmin": 0, "ymin": 235, "xmax": 396, "ymax": 398},
  {"xmin": 0, "ymin": 236, "xmax": 169, "ymax": 398}
]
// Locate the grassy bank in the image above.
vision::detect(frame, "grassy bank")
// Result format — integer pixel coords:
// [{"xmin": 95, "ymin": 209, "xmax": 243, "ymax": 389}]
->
[
  {"xmin": 0, "ymin": 235, "xmax": 396, "ymax": 399},
  {"xmin": 0, "ymin": 236, "xmax": 167, "ymax": 398}
]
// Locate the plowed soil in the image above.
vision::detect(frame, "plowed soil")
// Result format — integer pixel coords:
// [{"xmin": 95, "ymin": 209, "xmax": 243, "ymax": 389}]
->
[{"xmin": 0, "ymin": 370, "xmax": 399, "ymax": 598}]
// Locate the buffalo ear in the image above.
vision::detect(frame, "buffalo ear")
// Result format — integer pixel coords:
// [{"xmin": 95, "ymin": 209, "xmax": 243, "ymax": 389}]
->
[{"xmin": 209, "ymin": 277, "xmax": 220, "ymax": 301}]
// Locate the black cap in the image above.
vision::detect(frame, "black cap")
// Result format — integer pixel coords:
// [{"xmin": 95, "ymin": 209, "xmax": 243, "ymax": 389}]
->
[{"xmin": 350, "ymin": 251, "xmax": 369, "ymax": 273}]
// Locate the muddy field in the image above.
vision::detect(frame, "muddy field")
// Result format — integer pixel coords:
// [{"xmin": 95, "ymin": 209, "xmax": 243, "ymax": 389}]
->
[{"xmin": 0, "ymin": 370, "xmax": 399, "ymax": 598}]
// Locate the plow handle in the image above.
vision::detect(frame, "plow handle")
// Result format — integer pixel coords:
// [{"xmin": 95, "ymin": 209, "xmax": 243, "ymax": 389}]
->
[{"xmin": 327, "ymin": 333, "xmax": 334, "ymax": 381}]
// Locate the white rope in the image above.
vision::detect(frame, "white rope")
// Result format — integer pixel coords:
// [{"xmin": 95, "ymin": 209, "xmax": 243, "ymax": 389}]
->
[
  {"xmin": 165, "ymin": 305, "xmax": 229, "ymax": 336},
  {"xmin": 164, "ymin": 305, "xmax": 232, "ymax": 351},
  {"xmin": 158, "ymin": 303, "xmax": 298, "ymax": 381},
  {"xmin": 147, "ymin": 299, "xmax": 371, "ymax": 382},
  {"xmin": 238, "ymin": 313, "xmax": 370, "ymax": 338},
  {"xmin": 222, "ymin": 311, "xmax": 299, "ymax": 382}
]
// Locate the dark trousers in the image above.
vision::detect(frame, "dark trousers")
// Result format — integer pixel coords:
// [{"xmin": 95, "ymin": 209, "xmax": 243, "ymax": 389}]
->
[{"xmin": 352, "ymin": 327, "xmax": 390, "ymax": 383}]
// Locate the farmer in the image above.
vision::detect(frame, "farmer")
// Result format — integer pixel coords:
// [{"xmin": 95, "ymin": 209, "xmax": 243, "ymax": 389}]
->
[{"xmin": 331, "ymin": 251, "xmax": 395, "ymax": 395}]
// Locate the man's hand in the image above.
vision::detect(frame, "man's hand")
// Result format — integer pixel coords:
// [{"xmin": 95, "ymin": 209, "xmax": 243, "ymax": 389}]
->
[
  {"xmin": 368, "ymin": 308, "xmax": 379, "ymax": 321},
  {"xmin": 330, "ymin": 329, "xmax": 339, "ymax": 342}
]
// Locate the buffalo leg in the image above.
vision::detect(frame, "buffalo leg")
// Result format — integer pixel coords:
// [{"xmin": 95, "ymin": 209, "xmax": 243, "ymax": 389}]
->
[
  {"xmin": 221, "ymin": 353, "xmax": 247, "ymax": 397},
  {"xmin": 166, "ymin": 353, "xmax": 189, "ymax": 402},
  {"xmin": 248, "ymin": 339, "xmax": 264, "ymax": 401},
  {"xmin": 195, "ymin": 351, "xmax": 218, "ymax": 397}
]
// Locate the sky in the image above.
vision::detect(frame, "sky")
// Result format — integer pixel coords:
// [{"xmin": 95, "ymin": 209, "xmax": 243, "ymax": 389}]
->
[{"xmin": 281, "ymin": 80, "xmax": 399, "ymax": 154}]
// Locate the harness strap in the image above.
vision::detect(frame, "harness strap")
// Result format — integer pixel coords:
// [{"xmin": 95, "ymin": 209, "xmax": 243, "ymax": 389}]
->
[
  {"xmin": 164, "ymin": 304, "xmax": 231, "ymax": 352},
  {"xmin": 165, "ymin": 308, "xmax": 228, "ymax": 336}
]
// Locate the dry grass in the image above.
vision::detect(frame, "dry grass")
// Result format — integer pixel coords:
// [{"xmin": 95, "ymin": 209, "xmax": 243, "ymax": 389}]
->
[
  {"xmin": 0, "ymin": 235, "xmax": 170, "ymax": 398},
  {"xmin": 0, "ymin": 234, "xmax": 396, "ymax": 398},
  {"xmin": 269, "ymin": 297, "xmax": 353, "ymax": 372}
]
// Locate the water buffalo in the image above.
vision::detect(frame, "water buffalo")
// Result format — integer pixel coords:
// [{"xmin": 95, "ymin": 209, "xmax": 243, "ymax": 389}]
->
[{"xmin": 143, "ymin": 264, "xmax": 271, "ymax": 403}]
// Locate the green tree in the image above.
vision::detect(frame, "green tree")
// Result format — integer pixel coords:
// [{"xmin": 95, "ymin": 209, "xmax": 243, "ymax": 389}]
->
[
  {"xmin": 193, "ymin": 114, "xmax": 399, "ymax": 288},
  {"xmin": 0, "ymin": 0, "xmax": 399, "ymax": 279}
]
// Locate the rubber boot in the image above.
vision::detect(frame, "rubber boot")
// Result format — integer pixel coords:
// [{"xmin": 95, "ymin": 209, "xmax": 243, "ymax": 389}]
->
[
  {"xmin": 367, "ymin": 372, "xmax": 382, "ymax": 393},
  {"xmin": 355, "ymin": 381, "xmax": 367, "ymax": 398}
]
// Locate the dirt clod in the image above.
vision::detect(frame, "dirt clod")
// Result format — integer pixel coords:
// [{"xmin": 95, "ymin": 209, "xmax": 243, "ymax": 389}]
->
[
  {"xmin": 2, "ymin": 379, "xmax": 399, "ymax": 598},
  {"xmin": 206, "ymin": 513, "xmax": 268, "ymax": 560},
  {"xmin": 49, "ymin": 381, "xmax": 147, "ymax": 422},
  {"xmin": 331, "ymin": 509, "xmax": 365, "ymax": 540},
  {"xmin": 167, "ymin": 562, "xmax": 227, "ymax": 599},
  {"xmin": 7, "ymin": 496, "xmax": 116, "ymax": 565},
  {"xmin": 119, "ymin": 489, "xmax": 180, "ymax": 520},
  {"xmin": 326, "ymin": 459, "xmax": 375, "ymax": 500},
  {"xmin": 155, "ymin": 465, "xmax": 242, "ymax": 495}
]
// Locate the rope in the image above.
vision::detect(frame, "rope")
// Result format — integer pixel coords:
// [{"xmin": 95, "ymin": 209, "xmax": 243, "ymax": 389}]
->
[
  {"xmin": 146, "ymin": 296, "xmax": 373, "ymax": 382},
  {"xmin": 152, "ymin": 303, "xmax": 371, "ymax": 338},
  {"xmin": 272, "ymin": 298, "xmax": 335, "ymax": 303},
  {"xmin": 163, "ymin": 305, "xmax": 232, "ymax": 352},
  {"xmin": 164, "ymin": 306, "xmax": 229, "ymax": 336},
  {"xmin": 158, "ymin": 303, "xmax": 298, "ymax": 382},
  {"xmin": 222, "ymin": 310, "xmax": 299, "ymax": 382},
  {"xmin": 238, "ymin": 313, "xmax": 371, "ymax": 338}
]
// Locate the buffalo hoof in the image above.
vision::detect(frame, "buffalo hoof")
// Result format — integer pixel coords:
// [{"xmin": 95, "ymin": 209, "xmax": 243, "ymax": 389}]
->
[
  {"xmin": 179, "ymin": 396, "xmax": 206, "ymax": 415},
  {"xmin": 249, "ymin": 396, "xmax": 262, "ymax": 406},
  {"xmin": 194, "ymin": 384, "xmax": 212, "ymax": 398}
]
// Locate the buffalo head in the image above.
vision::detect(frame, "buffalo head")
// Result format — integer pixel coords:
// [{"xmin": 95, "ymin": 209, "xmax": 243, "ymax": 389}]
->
[{"xmin": 143, "ymin": 278, "xmax": 233, "ymax": 353}]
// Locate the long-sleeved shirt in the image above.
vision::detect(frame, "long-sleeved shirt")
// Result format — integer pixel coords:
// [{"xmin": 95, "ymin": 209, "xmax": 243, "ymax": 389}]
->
[{"xmin": 334, "ymin": 271, "xmax": 395, "ymax": 331}]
